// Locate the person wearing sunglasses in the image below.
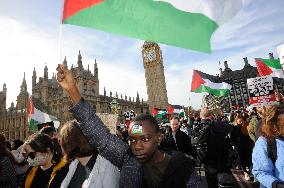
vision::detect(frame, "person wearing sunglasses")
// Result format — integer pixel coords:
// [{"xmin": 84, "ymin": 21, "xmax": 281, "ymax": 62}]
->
[{"xmin": 21, "ymin": 133, "xmax": 68, "ymax": 188}]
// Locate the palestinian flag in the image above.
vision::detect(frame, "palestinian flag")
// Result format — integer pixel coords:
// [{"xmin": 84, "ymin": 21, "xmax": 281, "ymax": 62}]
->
[
  {"xmin": 173, "ymin": 109, "xmax": 185, "ymax": 117},
  {"xmin": 255, "ymin": 58, "xmax": 284, "ymax": 78},
  {"xmin": 191, "ymin": 70, "xmax": 231, "ymax": 96},
  {"xmin": 28, "ymin": 96, "xmax": 58, "ymax": 133},
  {"xmin": 62, "ymin": 0, "xmax": 243, "ymax": 52},
  {"xmin": 152, "ymin": 108, "xmax": 167, "ymax": 119}
]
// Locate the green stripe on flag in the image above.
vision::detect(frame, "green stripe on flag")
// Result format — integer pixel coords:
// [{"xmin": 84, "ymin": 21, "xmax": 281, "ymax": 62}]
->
[
  {"xmin": 193, "ymin": 85, "xmax": 230, "ymax": 97},
  {"xmin": 29, "ymin": 119, "xmax": 40, "ymax": 133},
  {"xmin": 258, "ymin": 58, "xmax": 282, "ymax": 69},
  {"xmin": 64, "ymin": 0, "xmax": 218, "ymax": 52}
]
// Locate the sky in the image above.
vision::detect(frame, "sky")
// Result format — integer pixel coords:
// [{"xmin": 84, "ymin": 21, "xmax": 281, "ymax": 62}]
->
[{"xmin": 0, "ymin": 0, "xmax": 284, "ymax": 110}]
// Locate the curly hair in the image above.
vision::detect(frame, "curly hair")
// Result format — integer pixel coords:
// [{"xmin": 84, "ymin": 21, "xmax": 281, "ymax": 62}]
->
[{"xmin": 261, "ymin": 104, "xmax": 284, "ymax": 139}]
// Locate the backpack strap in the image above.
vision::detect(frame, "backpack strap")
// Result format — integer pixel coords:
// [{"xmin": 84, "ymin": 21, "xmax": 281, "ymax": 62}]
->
[{"xmin": 267, "ymin": 138, "xmax": 277, "ymax": 165}]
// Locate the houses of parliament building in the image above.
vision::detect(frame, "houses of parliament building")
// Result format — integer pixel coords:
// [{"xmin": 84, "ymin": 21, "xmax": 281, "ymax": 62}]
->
[
  {"xmin": 1, "ymin": 41, "xmax": 171, "ymax": 141},
  {"xmin": 0, "ymin": 51, "xmax": 149, "ymax": 141}
]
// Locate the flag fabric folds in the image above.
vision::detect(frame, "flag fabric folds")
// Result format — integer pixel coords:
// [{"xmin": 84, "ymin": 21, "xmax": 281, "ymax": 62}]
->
[
  {"xmin": 255, "ymin": 58, "xmax": 284, "ymax": 78},
  {"xmin": 152, "ymin": 108, "xmax": 167, "ymax": 119},
  {"xmin": 191, "ymin": 70, "xmax": 232, "ymax": 97},
  {"xmin": 277, "ymin": 44, "xmax": 284, "ymax": 68},
  {"xmin": 62, "ymin": 0, "xmax": 243, "ymax": 52},
  {"xmin": 28, "ymin": 96, "xmax": 59, "ymax": 133}
]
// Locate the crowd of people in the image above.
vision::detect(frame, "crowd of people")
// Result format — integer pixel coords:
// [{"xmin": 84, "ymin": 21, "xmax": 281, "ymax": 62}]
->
[{"xmin": 0, "ymin": 64, "xmax": 283, "ymax": 188}]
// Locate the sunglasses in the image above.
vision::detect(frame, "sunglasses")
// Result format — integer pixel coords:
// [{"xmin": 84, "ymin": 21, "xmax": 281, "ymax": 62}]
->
[{"xmin": 23, "ymin": 152, "xmax": 36, "ymax": 159}]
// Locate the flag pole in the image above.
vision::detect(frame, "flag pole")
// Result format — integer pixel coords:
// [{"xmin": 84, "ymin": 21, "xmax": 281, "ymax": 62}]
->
[
  {"xmin": 57, "ymin": 25, "xmax": 63, "ymax": 63},
  {"xmin": 57, "ymin": 0, "xmax": 65, "ymax": 64}
]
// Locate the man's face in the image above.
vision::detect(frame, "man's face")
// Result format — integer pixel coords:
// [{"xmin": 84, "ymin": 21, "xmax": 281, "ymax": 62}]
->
[
  {"xmin": 128, "ymin": 121, "xmax": 160, "ymax": 164},
  {"xmin": 170, "ymin": 119, "xmax": 180, "ymax": 132}
]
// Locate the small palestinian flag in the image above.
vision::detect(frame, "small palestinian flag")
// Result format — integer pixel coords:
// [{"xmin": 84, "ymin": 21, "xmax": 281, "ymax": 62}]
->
[
  {"xmin": 191, "ymin": 70, "xmax": 231, "ymax": 97},
  {"xmin": 152, "ymin": 108, "xmax": 167, "ymax": 119},
  {"xmin": 173, "ymin": 109, "xmax": 185, "ymax": 117},
  {"xmin": 28, "ymin": 96, "xmax": 59, "ymax": 133},
  {"xmin": 255, "ymin": 58, "xmax": 284, "ymax": 78}
]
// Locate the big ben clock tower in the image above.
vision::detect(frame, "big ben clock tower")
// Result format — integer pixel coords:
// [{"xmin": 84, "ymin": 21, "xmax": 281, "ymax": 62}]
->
[{"xmin": 142, "ymin": 41, "xmax": 168, "ymax": 111}]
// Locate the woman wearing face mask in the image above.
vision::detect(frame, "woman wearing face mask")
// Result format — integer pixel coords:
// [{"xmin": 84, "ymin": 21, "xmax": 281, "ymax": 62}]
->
[
  {"xmin": 59, "ymin": 120, "xmax": 120, "ymax": 188},
  {"xmin": 22, "ymin": 133, "xmax": 68, "ymax": 188}
]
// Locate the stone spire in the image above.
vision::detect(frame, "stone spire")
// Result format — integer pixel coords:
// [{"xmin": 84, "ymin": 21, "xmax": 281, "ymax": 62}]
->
[
  {"xmin": 224, "ymin": 61, "xmax": 229, "ymax": 69},
  {"xmin": 243, "ymin": 57, "xmax": 249, "ymax": 66},
  {"xmin": 77, "ymin": 50, "xmax": 83, "ymax": 69},
  {"xmin": 104, "ymin": 87, "xmax": 106, "ymax": 96},
  {"xmin": 44, "ymin": 65, "xmax": 48, "ymax": 80},
  {"xmin": 21, "ymin": 72, "xmax": 27, "ymax": 92},
  {"xmin": 32, "ymin": 67, "xmax": 37, "ymax": 87},
  {"xmin": 136, "ymin": 92, "xmax": 140, "ymax": 102},
  {"xmin": 94, "ymin": 59, "xmax": 98, "ymax": 79},
  {"xmin": 269, "ymin": 52, "xmax": 274, "ymax": 60}
]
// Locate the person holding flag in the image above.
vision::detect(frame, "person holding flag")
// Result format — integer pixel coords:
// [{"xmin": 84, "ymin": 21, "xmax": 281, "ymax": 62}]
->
[{"xmin": 56, "ymin": 64, "xmax": 198, "ymax": 188}]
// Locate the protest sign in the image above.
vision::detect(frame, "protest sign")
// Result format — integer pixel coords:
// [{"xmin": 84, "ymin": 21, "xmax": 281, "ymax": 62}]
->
[{"xmin": 247, "ymin": 76, "xmax": 277, "ymax": 106}]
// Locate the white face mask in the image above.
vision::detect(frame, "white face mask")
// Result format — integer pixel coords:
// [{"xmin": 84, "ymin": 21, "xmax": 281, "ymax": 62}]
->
[{"xmin": 27, "ymin": 154, "xmax": 47, "ymax": 166}]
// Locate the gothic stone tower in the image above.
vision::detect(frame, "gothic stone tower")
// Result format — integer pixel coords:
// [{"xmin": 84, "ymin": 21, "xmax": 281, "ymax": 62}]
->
[
  {"xmin": 0, "ymin": 83, "xmax": 7, "ymax": 115},
  {"xmin": 142, "ymin": 41, "xmax": 168, "ymax": 110}
]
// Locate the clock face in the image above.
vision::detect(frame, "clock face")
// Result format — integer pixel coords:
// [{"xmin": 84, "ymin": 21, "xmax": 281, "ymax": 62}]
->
[{"xmin": 145, "ymin": 50, "xmax": 156, "ymax": 62}]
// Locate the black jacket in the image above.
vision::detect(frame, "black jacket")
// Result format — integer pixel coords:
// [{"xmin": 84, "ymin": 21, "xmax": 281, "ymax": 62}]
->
[
  {"xmin": 142, "ymin": 152, "xmax": 197, "ymax": 188},
  {"xmin": 160, "ymin": 129, "xmax": 196, "ymax": 158},
  {"xmin": 159, "ymin": 152, "xmax": 197, "ymax": 188},
  {"xmin": 197, "ymin": 120, "xmax": 233, "ymax": 171}
]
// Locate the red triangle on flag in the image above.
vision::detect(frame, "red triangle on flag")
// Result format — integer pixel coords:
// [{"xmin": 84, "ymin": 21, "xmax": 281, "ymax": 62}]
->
[
  {"xmin": 62, "ymin": 0, "xmax": 104, "ymax": 21},
  {"xmin": 191, "ymin": 70, "xmax": 205, "ymax": 91},
  {"xmin": 152, "ymin": 108, "xmax": 158, "ymax": 116},
  {"xmin": 255, "ymin": 59, "xmax": 273, "ymax": 76},
  {"xmin": 167, "ymin": 106, "xmax": 174, "ymax": 114}
]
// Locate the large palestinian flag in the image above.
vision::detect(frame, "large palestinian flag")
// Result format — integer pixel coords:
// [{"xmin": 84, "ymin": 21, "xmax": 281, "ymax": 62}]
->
[
  {"xmin": 191, "ymin": 70, "xmax": 232, "ymax": 96},
  {"xmin": 62, "ymin": 0, "xmax": 243, "ymax": 52},
  {"xmin": 255, "ymin": 58, "xmax": 284, "ymax": 78}
]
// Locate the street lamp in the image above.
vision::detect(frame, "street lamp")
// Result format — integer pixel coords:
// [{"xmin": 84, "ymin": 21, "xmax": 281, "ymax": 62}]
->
[{"xmin": 110, "ymin": 97, "xmax": 121, "ymax": 115}]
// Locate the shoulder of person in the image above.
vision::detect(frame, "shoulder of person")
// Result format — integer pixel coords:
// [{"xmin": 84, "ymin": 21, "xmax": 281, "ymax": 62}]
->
[
  {"xmin": 254, "ymin": 136, "xmax": 268, "ymax": 151},
  {"xmin": 0, "ymin": 156, "xmax": 9, "ymax": 162},
  {"xmin": 177, "ymin": 129, "xmax": 188, "ymax": 136},
  {"xmin": 164, "ymin": 152, "xmax": 196, "ymax": 182},
  {"xmin": 168, "ymin": 152, "xmax": 195, "ymax": 168}
]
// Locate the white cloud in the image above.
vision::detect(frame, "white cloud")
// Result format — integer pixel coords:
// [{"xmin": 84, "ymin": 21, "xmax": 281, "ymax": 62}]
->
[
  {"xmin": 1, "ymin": 0, "xmax": 284, "ymax": 111},
  {"xmin": 0, "ymin": 16, "xmax": 149, "ymax": 108}
]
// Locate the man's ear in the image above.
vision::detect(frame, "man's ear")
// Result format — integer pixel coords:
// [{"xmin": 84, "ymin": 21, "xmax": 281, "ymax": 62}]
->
[{"xmin": 156, "ymin": 132, "xmax": 162, "ymax": 144}]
